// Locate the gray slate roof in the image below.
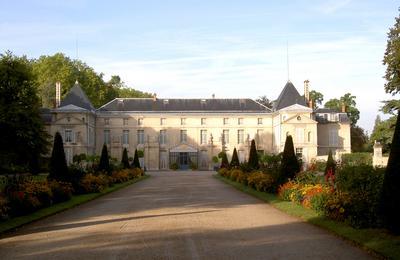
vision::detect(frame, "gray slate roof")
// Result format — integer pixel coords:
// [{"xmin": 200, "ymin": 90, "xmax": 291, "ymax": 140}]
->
[
  {"xmin": 273, "ymin": 81, "xmax": 307, "ymax": 111},
  {"xmin": 99, "ymin": 98, "xmax": 270, "ymax": 112},
  {"xmin": 59, "ymin": 82, "xmax": 94, "ymax": 111},
  {"xmin": 314, "ymin": 108, "xmax": 340, "ymax": 113}
]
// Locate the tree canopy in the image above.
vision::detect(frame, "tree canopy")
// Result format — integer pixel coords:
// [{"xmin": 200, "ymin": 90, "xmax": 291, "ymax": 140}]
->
[
  {"xmin": 31, "ymin": 53, "xmax": 152, "ymax": 108},
  {"xmin": 324, "ymin": 93, "xmax": 360, "ymax": 126},
  {"xmin": 309, "ymin": 90, "xmax": 324, "ymax": 109},
  {"xmin": 255, "ymin": 96, "xmax": 273, "ymax": 109},
  {"xmin": 0, "ymin": 51, "xmax": 49, "ymax": 173}
]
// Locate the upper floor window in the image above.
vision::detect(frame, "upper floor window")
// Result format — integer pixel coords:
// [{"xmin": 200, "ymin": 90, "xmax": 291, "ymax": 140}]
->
[
  {"xmin": 65, "ymin": 129, "xmax": 73, "ymax": 143},
  {"xmin": 200, "ymin": 130, "xmax": 207, "ymax": 144},
  {"xmin": 223, "ymin": 130, "xmax": 229, "ymax": 144},
  {"xmin": 329, "ymin": 129, "xmax": 339, "ymax": 146},
  {"xmin": 160, "ymin": 118, "xmax": 166, "ymax": 125},
  {"xmin": 104, "ymin": 129, "xmax": 110, "ymax": 145},
  {"xmin": 138, "ymin": 118, "xmax": 143, "ymax": 126},
  {"xmin": 201, "ymin": 118, "xmax": 206, "ymax": 125},
  {"xmin": 180, "ymin": 130, "xmax": 187, "ymax": 143},
  {"xmin": 137, "ymin": 130, "xmax": 144, "ymax": 144},
  {"xmin": 237, "ymin": 129, "xmax": 244, "ymax": 144},
  {"xmin": 104, "ymin": 118, "xmax": 109, "ymax": 125},
  {"xmin": 122, "ymin": 130, "xmax": 129, "ymax": 145},
  {"xmin": 308, "ymin": 132, "xmax": 312, "ymax": 143},
  {"xmin": 296, "ymin": 128, "xmax": 304, "ymax": 143},
  {"xmin": 223, "ymin": 118, "xmax": 229, "ymax": 125},
  {"xmin": 160, "ymin": 130, "xmax": 167, "ymax": 145},
  {"xmin": 181, "ymin": 118, "xmax": 186, "ymax": 125},
  {"xmin": 238, "ymin": 118, "xmax": 244, "ymax": 125},
  {"xmin": 258, "ymin": 118, "xmax": 263, "ymax": 125},
  {"xmin": 123, "ymin": 118, "xmax": 128, "ymax": 125}
]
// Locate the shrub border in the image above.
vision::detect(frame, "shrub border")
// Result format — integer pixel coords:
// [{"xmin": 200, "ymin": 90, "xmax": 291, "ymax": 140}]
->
[
  {"xmin": 214, "ymin": 174, "xmax": 400, "ymax": 260},
  {"xmin": 0, "ymin": 175, "xmax": 149, "ymax": 235}
]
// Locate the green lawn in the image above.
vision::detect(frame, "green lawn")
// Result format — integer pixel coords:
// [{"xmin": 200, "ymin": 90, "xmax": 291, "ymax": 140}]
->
[
  {"xmin": 0, "ymin": 175, "xmax": 149, "ymax": 234},
  {"xmin": 214, "ymin": 174, "xmax": 400, "ymax": 259}
]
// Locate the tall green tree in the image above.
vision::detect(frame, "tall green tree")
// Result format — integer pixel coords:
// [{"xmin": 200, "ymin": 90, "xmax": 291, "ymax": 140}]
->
[
  {"xmin": 324, "ymin": 150, "xmax": 336, "ymax": 175},
  {"xmin": 255, "ymin": 96, "xmax": 273, "ymax": 109},
  {"xmin": 278, "ymin": 135, "xmax": 300, "ymax": 185},
  {"xmin": 324, "ymin": 93, "xmax": 360, "ymax": 126},
  {"xmin": 132, "ymin": 149, "xmax": 141, "ymax": 169},
  {"xmin": 309, "ymin": 90, "xmax": 324, "ymax": 109},
  {"xmin": 121, "ymin": 148, "xmax": 130, "ymax": 169},
  {"xmin": 0, "ymin": 51, "xmax": 49, "ymax": 173},
  {"xmin": 381, "ymin": 111, "xmax": 400, "ymax": 234},
  {"xmin": 248, "ymin": 139, "xmax": 259, "ymax": 170},
  {"xmin": 369, "ymin": 116, "xmax": 396, "ymax": 153},
  {"xmin": 99, "ymin": 144, "xmax": 111, "ymax": 174},
  {"xmin": 48, "ymin": 132, "xmax": 68, "ymax": 181},
  {"xmin": 351, "ymin": 126, "xmax": 369, "ymax": 152},
  {"xmin": 230, "ymin": 148, "xmax": 240, "ymax": 168}
]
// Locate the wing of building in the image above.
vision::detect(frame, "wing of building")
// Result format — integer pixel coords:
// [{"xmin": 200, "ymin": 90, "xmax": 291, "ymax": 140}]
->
[{"xmin": 42, "ymin": 80, "xmax": 351, "ymax": 169}]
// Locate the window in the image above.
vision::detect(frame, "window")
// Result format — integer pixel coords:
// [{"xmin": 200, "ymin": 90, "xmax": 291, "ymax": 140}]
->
[
  {"xmin": 123, "ymin": 118, "xmax": 128, "ymax": 125},
  {"xmin": 308, "ymin": 132, "xmax": 312, "ymax": 143},
  {"xmin": 200, "ymin": 130, "xmax": 207, "ymax": 144},
  {"xmin": 137, "ymin": 130, "xmax": 144, "ymax": 144},
  {"xmin": 122, "ymin": 130, "xmax": 129, "ymax": 145},
  {"xmin": 104, "ymin": 118, "xmax": 109, "ymax": 125},
  {"xmin": 65, "ymin": 129, "xmax": 73, "ymax": 143},
  {"xmin": 223, "ymin": 130, "xmax": 229, "ymax": 144},
  {"xmin": 223, "ymin": 118, "xmax": 229, "ymax": 125},
  {"xmin": 160, "ymin": 130, "xmax": 167, "ymax": 145},
  {"xmin": 238, "ymin": 118, "xmax": 243, "ymax": 125},
  {"xmin": 296, "ymin": 128, "xmax": 304, "ymax": 143},
  {"xmin": 181, "ymin": 118, "xmax": 186, "ymax": 125},
  {"xmin": 257, "ymin": 129, "xmax": 263, "ymax": 143},
  {"xmin": 201, "ymin": 118, "xmax": 206, "ymax": 125},
  {"xmin": 138, "ymin": 118, "xmax": 143, "ymax": 126},
  {"xmin": 258, "ymin": 118, "xmax": 263, "ymax": 125},
  {"xmin": 160, "ymin": 118, "xmax": 166, "ymax": 125},
  {"xmin": 329, "ymin": 129, "xmax": 339, "ymax": 146},
  {"xmin": 180, "ymin": 130, "xmax": 187, "ymax": 143},
  {"xmin": 104, "ymin": 130, "xmax": 110, "ymax": 145},
  {"xmin": 296, "ymin": 148, "xmax": 303, "ymax": 158},
  {"xmin": 237, "ymin": 129, "xmax": 244, "ymax": 144}
]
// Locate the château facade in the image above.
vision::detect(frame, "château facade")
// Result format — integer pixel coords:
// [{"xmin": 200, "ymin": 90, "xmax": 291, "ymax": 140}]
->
[{"xmin": 41, "ymin": 80, "xmax": 351, "ymax": 170}]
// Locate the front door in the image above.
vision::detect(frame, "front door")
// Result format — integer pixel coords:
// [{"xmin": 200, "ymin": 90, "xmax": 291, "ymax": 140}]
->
[{"xmin": 179, "ymin": 152, "xmax": 189, "ymax": 169}]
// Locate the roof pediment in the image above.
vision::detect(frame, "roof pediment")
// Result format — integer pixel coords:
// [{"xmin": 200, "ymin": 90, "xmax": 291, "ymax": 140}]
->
[
  {"xmin": 170, "ymin": 143, "xmax": 198, "ymax": 153},
  {"xmin": 283, "ymin": 114, "xmax": 317, "ymax": 124},
  {"xmin": 279, "ymin": 103, "xmax": 312, "ymax": 112}
]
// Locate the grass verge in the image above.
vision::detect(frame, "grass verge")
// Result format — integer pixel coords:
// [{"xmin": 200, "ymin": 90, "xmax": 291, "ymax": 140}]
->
[
  {"xmin": 214, "ymin": 174, "xmax": 400, "ymax": 259},
  {"xmin": 0, "ymin": 175, "xmax": 149, "ymax": 235}
]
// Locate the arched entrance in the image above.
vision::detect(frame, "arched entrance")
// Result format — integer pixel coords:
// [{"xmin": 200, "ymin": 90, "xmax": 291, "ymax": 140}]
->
[{"xmin": 169, "ymin": 144, "xmax": 198, "ymax": 170}]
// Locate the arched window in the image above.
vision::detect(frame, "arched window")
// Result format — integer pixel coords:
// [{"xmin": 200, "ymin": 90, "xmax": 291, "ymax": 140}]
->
[{"xmin": 308, "ymin": 132, "xmax": 312, "ymax": 142}]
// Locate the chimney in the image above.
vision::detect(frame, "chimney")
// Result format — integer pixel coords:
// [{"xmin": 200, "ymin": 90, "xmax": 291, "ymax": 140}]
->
[
  {"xmin": 212, "ymin": 93, "xmax": 215, "ymax": 99},
  {"xmin": 341, "ymin": 103, "xmax": 346, "ymax": 113},
  {"xmin": 153, "ymin": 93, "xmax": 157, "ymax": 101},
  {"xmin": 55, "ymin": 81, "xmax": 61, "ymax": 108},
  {"xmin": 304, "ymin": 80, "xmax": 310, "ymax": 102},
  {"xmin": 309, "ymin": 100, "xmax": 313, "ymax": 109}
]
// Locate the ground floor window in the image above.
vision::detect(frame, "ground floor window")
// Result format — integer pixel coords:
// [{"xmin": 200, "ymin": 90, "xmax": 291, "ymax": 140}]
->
[{"xmin": 296, "ymin": 148, "xmax": 303, "ymax": 158}]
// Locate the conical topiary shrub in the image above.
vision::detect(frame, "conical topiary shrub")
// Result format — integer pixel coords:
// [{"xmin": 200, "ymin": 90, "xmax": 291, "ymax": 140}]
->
[
  {"xmin": 324, "ymin": 150, "xmax": 336, "ymax": 175},
  {"xmin": 48, "ymin": 132, "xmax": 69, "ymax": 181},
  {"xmin": 381, "ymin": 111, "xmax": 400, "ymax": 234},
  {"xmin": 278, "ymin": 135, "xmax": 300, "ymax": 185},
  {"xmin": 219, "ymin": 151, "xmax": 229, "ymax": 169},
  {"xmin": 248, "ymin": 139, "xmax": 259, "ymax": 170},
  {"xmin": 230, "ymin": 147, "xmax": 240, "ymax": 168},
  {"xmin": 132, "ymin": 149, "xmax": 141, "ymax": 169},
  {"xmin": 99, "ymin": 144, "xmax": 111, "ymax": 174},
  {"xmin": 121, "ymin": 148, "xmax": 130, "ymax": 169}
]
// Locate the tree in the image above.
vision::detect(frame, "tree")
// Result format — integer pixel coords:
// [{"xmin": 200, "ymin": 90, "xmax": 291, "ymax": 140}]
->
[
  {"xmin": 369, "ymin": 116, "xmax": 396, "ymax": 153},
  {"xmin": 256, "ymin": 96, "xmax": 273, "ymax": 109},
  {"xmin": 0, "ymin": 51, "xmax": 49, "ymax": 174},
  {"xmin": 132, "ymin": 149, "xmax": 141, "ymax": 169},
  {"xmin": 324, "ymin": 93, "xmax": 360, "ymax": 126},
  {"xmin": 48, "ymin": 132, "xmax": 69, "ymax": 181},
  {"xmin": 230, "ymin": 148, "xmax": 240, "ymax": 168},
  {"xmin": 381, "ymin": 111, "xmax": 400, "ymax": 234},
  {"xmin": 324, "ymin": 150, "xmax": 336, "ymax": 175},
  {"xmin": 309, "ymin": 90, "xmax": 324, "ymax": 109},
  {"xmin": 351, "ymin": 125, "xmax": 369, "ymax": 152},
  {"xmin": 248, "ymin": 139, "xmax": 259, "ymax": 170},
  {"xmin": 219, "ymin": 151, "xmax": 229, "ymax": 169},
  {"xmin": 99, "ymin": 144, "xmax": 110, "ymax": 173},
  {"xmin": 383, "ymin": 9, "xmax": 400, "ymax": 95},
  {"xmin": 121, "ymin": 148, "xmax": 130, "ymax": 169},
  {"xmin": 278, "ymin": 135, "xmax": 300, "ymax": 184}
]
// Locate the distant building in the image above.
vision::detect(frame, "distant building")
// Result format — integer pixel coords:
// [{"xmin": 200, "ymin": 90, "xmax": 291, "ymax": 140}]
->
[{"xmin": 42, "ymin": 80, "xmax": 351, "ymax": 169}]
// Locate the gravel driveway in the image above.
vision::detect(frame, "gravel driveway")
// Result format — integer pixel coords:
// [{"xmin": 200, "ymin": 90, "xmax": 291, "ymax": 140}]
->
[{"xmin": 0, "ymin": 171, "xmax": 373, "ymax": 259}]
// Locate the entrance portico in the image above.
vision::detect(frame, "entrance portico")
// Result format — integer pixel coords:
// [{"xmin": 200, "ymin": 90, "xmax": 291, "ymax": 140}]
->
[{"xmin": 169, "ymin": 144, "xmax": 198, "ymax": 170}]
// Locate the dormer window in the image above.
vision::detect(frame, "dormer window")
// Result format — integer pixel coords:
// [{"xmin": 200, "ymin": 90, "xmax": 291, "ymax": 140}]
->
[{"xmin": 163, "ymin": 99, "xmax": 169, "ymax": 105}]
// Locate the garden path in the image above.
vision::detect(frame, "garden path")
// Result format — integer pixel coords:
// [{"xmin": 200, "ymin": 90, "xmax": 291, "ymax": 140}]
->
[{"xmin": 0, "ymin": 171, "xmax": 373, "ymax": 259}]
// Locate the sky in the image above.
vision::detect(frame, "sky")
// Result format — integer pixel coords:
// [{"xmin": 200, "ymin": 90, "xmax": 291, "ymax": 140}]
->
[{"xmin": 0, "ymin": 0, "xmax": 399, "ymax": 133}]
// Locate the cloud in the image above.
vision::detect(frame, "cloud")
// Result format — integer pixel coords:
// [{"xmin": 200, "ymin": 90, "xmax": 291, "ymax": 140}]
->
[{"xmin": 314, "ymin": 0, "xmax": 352, "ymax": 14}]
